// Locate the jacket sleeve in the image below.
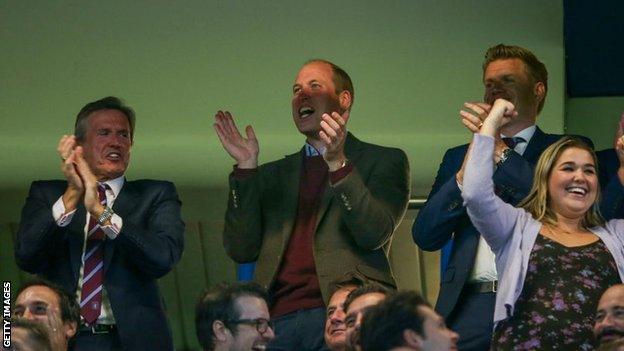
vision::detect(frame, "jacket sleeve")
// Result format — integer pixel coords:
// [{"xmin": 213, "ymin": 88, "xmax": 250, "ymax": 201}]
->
[
  {"xmin": 113, "ymin": 182, "xmax": 185, "ymax": 279},
  {"xmin": 222, "ymin": 170, "xmax": 265, "ymax": 263},
  {"xmin": 462, "ymin": 134, "xmax": 520, "ymax": 253},
  {"xmin": 330, "ymin": 148, "xmax": 410, "ymax": 250},
  {"xmin": 15, "ymin": 181, "xmax": 70, "ymax": 273},
  {"xmin": 412, "ymin": 147, "xmax": 466, "ymax": 251}
]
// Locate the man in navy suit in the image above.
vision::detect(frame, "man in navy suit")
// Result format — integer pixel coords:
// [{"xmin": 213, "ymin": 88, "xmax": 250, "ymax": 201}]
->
[
  {"xmin": 15, "ymin": 96, "xmax": 184, "ymax": 350},
  {"xmin": 412, "ymin": 44, "xmax": 574, "ymax": 350}
]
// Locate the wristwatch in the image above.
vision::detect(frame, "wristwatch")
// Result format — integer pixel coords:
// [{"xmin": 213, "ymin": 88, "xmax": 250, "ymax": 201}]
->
[{"xmin": 97, "ymin": 206, "xmax": 114, "ymax": 226}]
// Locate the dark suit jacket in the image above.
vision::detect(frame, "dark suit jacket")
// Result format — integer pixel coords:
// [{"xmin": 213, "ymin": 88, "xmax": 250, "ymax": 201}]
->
[
  {"xmin": 598, "ymin": 148, "xmax": 624, "ymax": 219},
  {"xmin": 412, "ymin": 127, "xmax": 570, "ymax": 319},
  {"xmin": 15, "ymin": 179, "xmax": 184, "ymax": 351},
  {"xmin": 223, "ymin": 133, "xmax": 410, "ymax": 301}
]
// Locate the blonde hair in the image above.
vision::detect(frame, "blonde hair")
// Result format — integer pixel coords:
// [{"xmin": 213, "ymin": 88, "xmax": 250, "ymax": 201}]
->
[{"xmin": 519, "ymin": 136, "xmax": 604, "ymax": 228}]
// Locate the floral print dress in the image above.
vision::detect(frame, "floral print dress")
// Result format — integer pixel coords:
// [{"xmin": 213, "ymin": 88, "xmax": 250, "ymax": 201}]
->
[{"xmin": 492, "ymin": 234, "xmax": 621, "ymax": 350}]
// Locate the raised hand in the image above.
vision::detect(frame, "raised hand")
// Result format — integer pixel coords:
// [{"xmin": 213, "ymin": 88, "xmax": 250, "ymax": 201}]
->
[
  {"xmin": 214, "ymin": 110, "xmax": 259, "ymax": 169},
  {"xmin": 319, "ymin": 111, "xmax": 349, "ymax": 171},
  {"xmin": 58, "ymin": 135, "xmax": 83, "ymax": 212},
  {"xmin": 481, "ymin": 99, "xmax": 517, "ymax": 137},
  {"xmin": 74, "ymin": 146, "xmax": 105, "ymax": 218}
]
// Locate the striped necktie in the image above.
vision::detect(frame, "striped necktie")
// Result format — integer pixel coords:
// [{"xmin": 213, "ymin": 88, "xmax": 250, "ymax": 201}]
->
[{"xmin": 80, "ymin": 184, "xmax": 107, "ymax": 325}]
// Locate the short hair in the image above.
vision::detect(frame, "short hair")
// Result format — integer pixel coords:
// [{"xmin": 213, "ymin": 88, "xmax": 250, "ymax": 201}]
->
[
  {"xmin": 195, "ymin": 282, "xmax": 269, "ymax": 351},
  {"xmin": 74, "ymin": 96, "xmax": 136, "ymax": 142},
  {"xmin": 343, "ymin": 284, "xmax": 391, "ymax": 313},
  {"xmin": 519, "ymin": 136, "xmax": 604, "ymax": 228},
  {"xmin": 15, "ymin": 278, "xmax": 80, "ymax": 326},
  {"xmin": 11, "ymin": 317, "xmax": 53, "ymax": 351},
  {"xmin": 359, "ymin": 291, "xmax": 430, "ymax": 351},
  {"xmin": 482, "ymin": 44, "xmax": 548, "ymax": 113},
  {"xmin": 305, "ymin": 59, "xmax": 355, "ymax": 107},
  {"xmin": 327, "ymin": 271, "xmax": 367, "ymax": 298}
]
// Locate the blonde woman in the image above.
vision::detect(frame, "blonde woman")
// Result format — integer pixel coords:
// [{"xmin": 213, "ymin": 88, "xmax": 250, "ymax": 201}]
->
[{"xmin": 461, "ymin": 98, "xmax": 624, "ymax": 350}]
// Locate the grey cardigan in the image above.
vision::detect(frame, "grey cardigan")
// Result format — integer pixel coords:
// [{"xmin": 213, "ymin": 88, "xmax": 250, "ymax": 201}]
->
[{"xmin": 462, "ymin": 134, "xmax": 624, "ymax": 325}]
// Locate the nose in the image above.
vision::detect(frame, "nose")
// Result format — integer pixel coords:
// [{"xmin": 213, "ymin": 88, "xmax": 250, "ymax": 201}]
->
[
  {"xmin": 263, "ymin": 325, "xmax": 276, "ymax": 341},
  {"xmin": 572, "ymin": 169, "xmax": 588, "ymax": 182},
  {"xmin": 331, "ymin": 310, "xmax": 345, "ymax": 323},
  {"xmin": 22, "ymin": 308, "xmax": 34, "ymax": 320},
  {"xmin": 450, "ymin": 329, "xmax": 460, "ymax": 342}
]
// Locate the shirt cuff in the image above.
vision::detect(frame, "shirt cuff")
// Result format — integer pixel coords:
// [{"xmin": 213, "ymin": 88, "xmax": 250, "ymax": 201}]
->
[
  {"xmin": 101, "ymin": 214, "xmax": 123, "ymax": 240},
  {"xmin": 329, "ymin": 162, "xmax": 354, "ymax": 184},
  {"xmin": 232, "ymin": 165, "xmax": 258, "ymax": 180},
  {"xmin": 52, "ymin": 197, "xmax": 75, "ymax": 227}
]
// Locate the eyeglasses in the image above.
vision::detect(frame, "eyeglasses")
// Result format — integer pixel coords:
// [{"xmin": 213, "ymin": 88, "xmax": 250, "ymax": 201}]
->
[{"xmin": 227, "ymin": 318, "xmax": 274, "ymax": 334}]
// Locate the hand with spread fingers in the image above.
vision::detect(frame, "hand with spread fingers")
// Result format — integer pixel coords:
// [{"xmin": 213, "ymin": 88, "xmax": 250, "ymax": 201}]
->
[
  {"xmin": 319, "ymin": 110, "xmax": 349, "ymax": 171},
  {"xmin": 58, "ymin": 135, "xmax": 84, "ymax": 212},
  {"xmin": 214, "ymin": 110, "xmax": 259, "ymax": 169}
]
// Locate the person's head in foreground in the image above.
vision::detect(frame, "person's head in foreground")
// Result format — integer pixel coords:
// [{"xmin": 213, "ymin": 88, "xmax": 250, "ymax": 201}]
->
[
  {"xmin": 325, "ymin": 272, "xmax": 367, "ymax": 351},
  {"xmin": 343, "ymin": 284, "xmax": 392, "ymax": 351},
  {"xmin": 595, "ymin": 284, "xmax": 624, "ymax": 347},
  {"xmin": 359, "ymin": 291, "xmax": 458, "ymax": 351},
  {"xmin": 10, "ymin": 318, "xmax": 53, "ymax": 351},
  {"xmin": 13, "ymin": 279, "xmax": 79, "ymax": 351},
  {"xmin": 195, "ymin": 282, "xmax": 275, "ymax": 351}
]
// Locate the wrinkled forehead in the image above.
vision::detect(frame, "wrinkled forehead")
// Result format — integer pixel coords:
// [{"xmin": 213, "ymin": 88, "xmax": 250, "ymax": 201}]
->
[{"xmin": 16, "ymin": 285, "xmax": 60, "ymax": 308}]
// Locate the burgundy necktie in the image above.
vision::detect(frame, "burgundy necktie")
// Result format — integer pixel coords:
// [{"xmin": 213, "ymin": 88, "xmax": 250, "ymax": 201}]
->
[{"xmin": 80, "ymin": 184, "xmax": 107, "ymax": 325}]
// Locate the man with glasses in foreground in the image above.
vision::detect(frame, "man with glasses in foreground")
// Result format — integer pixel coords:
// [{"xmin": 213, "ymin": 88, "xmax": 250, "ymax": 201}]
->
[{"xmin": 196, "ymin": 282, "xmax": 275, "ymax": 351}]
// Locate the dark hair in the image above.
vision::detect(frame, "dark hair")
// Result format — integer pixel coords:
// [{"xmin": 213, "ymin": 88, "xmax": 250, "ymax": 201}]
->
[
  {"xmin": 327, "ymin": 271, "xmax": 367, "ymax": 298},
  {"xmin": 11, "ymin": 317, "xmax": 53, "ymax": 351},
  {"xmin": 359, "ymin": 291, "xmax": 430, "ymax": 351},
  {"xmin": 16, "ymin": 278, "xmax": 80, "ymax": 326},
  {"xmin": 195, "ymin": 282, "xmax": 269, "ymax": 351},
  {"xmin": 343, "ymin": 284, "xmax": 391, "ymax": 313},
  {"xmin": 482, "ymin": 44, "xmax": 548, "ymax": 113},
  {"xmin": 305, "ymin": 59, "xmax": 355, "ymax": 107},
  {"xmin": 74, "ymin": 96, "xmax": 136, "ymax": 142}
]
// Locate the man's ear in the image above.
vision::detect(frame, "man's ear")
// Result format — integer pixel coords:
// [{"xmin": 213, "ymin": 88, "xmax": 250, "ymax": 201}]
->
[
  {"xmin": 534, "ymin": 82, "xmax": 545, "ymax": 105},
  {"xmin": 403, "ymin": 329, "xmax": 424, "ymax": 349},
  {"xmin": 339, "ymin": 90, "xmax": 352, "ymax": 113},
  {"xmin": 64, "ymin": 321, "xmax": 78, "ymax": 339},
  {"xmin": 213, "ymin": 320, "xmax": 229, "ymax": 342}
]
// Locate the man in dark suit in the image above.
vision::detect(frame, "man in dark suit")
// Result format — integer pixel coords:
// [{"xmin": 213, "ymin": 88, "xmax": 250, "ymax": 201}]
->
[
  {"xmin": 412, "ymin": 44, "xmax": 572, "ymax": 350},
  {"xmin": 15, "ymin": 96, "xmax": 184, "ymax": 350},
  {"xmin": 214, "ymin": 59, "xmax": 410, "ymax": 350}
]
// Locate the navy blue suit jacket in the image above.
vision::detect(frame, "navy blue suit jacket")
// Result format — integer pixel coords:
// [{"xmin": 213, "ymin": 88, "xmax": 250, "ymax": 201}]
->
[
  {"xmin": 598, "ymin": 148, "xmax": 624, "ymax": 219},
  {"xmin": 15, "ymin": 179, "xmax": 184, "ymax": 350},
  {"xmin": 412, "ymin": 127, "xmax": 571, "ymax": 319}
]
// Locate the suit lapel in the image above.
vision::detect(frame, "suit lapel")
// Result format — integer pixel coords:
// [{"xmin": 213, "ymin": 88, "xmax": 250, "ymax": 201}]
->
[
  {"xmin": 522, "ymin": 126, "xmax": 548, "ymax": 163},
  {"xmin": 68, "ymin": 205, "xmax": 87, "ymax": 284},
  {"xmin": 105, "ymin": 180, "xmax": 136, "ymax": 275},
  {"xmin": 280, "ymin": 152, "xmax": 302, "ymax": 248}
]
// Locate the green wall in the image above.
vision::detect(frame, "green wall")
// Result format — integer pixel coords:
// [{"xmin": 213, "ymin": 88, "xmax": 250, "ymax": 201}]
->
[{"xmin": 1, "ymin": 0, "xmax": 566, "ymax": 215}]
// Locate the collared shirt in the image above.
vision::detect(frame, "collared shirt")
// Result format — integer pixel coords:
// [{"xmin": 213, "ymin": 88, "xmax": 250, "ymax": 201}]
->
[
  {"xmin": 52, "ymin": 175, "xmax": 125, "ymax": 325},
  {"xmin": 469, "ymin": 125, "xmax": 536, "ymax": 283}
]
